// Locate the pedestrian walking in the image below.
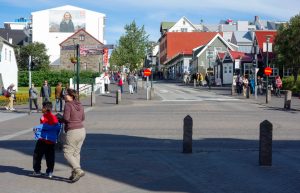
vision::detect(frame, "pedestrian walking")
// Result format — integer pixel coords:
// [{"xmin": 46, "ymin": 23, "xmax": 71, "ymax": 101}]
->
[
  {"xmin": 29, "ymin": 83, "xmax": 39, "ymax": 111},
  {"xmin": 5, "ymin": 83, "xmax": 16, "ymax": 111},
  {"xmin": 55, "ymin": 82, "xmax": 63, "ymax": 112},
  {"xmin": 118, "ymin": 74, "xmax": 124, "ymax": 93},
  {"xmin": 242, "ymin": 76, "xmax": 249, "ymax": 97},
  {"xmin": 32, "ymin": 102, "xmax": 61, "ymax": 178},
  {"xmin": 40, "ymin": 80, "xmax": 51, "ymax": 103},
  {"xmin": 275, "ymin": 75, "xmax": 282, "ymax": 97},
  {"xmin": 103, "ymin": 73, "xmax": 110, "ymax": 94},
  {"xmin": 62, "ymin": 89, "xmax": 86, "ymax": 183},
  {"xmin": 133, "ymin": 73, "xmax": 138, "ymax": 93},
  {"xmin": 127, "ymin": 72, "xmax": 135, "ymax": 94}
]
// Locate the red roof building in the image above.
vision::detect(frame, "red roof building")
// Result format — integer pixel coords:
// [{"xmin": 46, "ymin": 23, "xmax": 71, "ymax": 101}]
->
[{"xmin": 159, "ymin": 32, "xmax": 220, "ymax": 65}]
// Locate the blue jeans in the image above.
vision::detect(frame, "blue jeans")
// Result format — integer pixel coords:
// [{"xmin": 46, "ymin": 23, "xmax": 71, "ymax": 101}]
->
[{"xmin": 119, "ymin": 85, "xmax": 123, "ymax": 93}]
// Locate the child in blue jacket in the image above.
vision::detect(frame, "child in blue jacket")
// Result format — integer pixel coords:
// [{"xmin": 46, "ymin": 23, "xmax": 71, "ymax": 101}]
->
[{"xmin": 32, "ymin": 102, "xmax": 61, "ymax": 178}]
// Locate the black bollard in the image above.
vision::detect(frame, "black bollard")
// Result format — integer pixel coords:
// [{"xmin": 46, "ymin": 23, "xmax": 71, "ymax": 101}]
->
[
  {"xmin": 259, "ymin": 120, "xmax": 273, "ymax": 166},
  {"xmin": 116, "ymin": 90, "xmax": 121, "ymax": 104},
  {"xmin": 183, "ymin": 115, "xmax": 193, "ymax": 154},
  {"xmin": 246, "ymin": 86, "xmax": 250, "ymax": 98}
]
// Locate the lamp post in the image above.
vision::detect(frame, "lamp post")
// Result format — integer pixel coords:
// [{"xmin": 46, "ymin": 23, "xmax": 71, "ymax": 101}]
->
[
  {"xmin": 208, "ymin": 46, "xmax": 212, "ymax": 90},
  {"xmin": 76, "ymin": 43, "xmax": 80, "ymax": 93},
  {"xmin": 265, "ymin": 35, "xmax": 272, "ymax": 104}
]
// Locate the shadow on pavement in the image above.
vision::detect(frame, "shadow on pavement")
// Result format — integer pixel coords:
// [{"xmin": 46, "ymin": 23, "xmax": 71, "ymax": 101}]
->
[{"xmin": 1, "ymin": 134, "xmax": 300, "ymax": 192}]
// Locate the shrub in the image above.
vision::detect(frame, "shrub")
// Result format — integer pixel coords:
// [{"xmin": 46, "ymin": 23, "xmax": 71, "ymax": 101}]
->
[
  {"xmin": 19, "ymin": 70, "xmax": 100, "ymax": 87},
  {"xmin": 282, "ymin": 76, "xmax": 300, "ymax": 96}
]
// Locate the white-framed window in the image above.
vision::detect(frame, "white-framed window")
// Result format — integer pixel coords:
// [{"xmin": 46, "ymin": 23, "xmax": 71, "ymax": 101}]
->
[
  {"xmin": 9, "ymin": 50, "xmax": 11, "ymax": 62},
  {"xmin": 183, "ymin": 20, "xmax": 186, "ymax": 25},
  {"xmin": 206, "ymin": 50, "xmax": 214, "ymax": 59},
  {"xmin": 79, "ymin": 35, "xmax": 85, "ymax": 41}
]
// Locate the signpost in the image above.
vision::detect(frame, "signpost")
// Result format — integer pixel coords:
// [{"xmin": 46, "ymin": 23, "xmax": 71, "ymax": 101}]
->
[
  {"xmin": 264, "ymin": 67, "xmax": 272, "ymax": 76},
  {"xmin": 144, "ymin": 68, "xmax": 151, "ymax": 100}
]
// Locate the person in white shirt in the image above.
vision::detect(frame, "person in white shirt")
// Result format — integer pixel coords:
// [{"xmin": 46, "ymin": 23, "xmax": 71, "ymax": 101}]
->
[{"xmin": 103, "ymin": 73, "xmax": 110, "ymax": 94}]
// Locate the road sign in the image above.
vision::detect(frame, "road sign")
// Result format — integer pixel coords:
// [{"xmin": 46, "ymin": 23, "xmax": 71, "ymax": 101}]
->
[
  {"xmin": 144, "ymin": 68, "xmax": 151, "ymax": 77},
  {"xmin": 264, "ymin": 67, "xmax": 272, "ymax": 76}
]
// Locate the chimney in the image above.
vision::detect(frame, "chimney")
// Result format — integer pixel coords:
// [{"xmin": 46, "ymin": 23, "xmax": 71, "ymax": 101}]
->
[{"xmin": 9, "ymin": 38, "xmax": 13, "ymax": 44}]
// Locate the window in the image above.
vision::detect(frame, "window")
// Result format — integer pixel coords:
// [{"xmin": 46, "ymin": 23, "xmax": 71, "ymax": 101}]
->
[
  {"xmin": 79, "ymin": 35, "xmax": 85, "ymax": 41},
  {"xmin": 206, "ymin": 51, "xmax": 214, "ymax": 59},
  {"xmin": 183, "ymin": 20, "xmax": 186, "ymax": 25},
  {"xmin": 283, "ymin": 68, "xmax": 292, "ymax": 77},
  {"xmin": 229, "ymin": 66, "xmax": 232, "ymax": 73},
  {"xmin": 181, "ymin": 28, "xmax": 187, "ymax": 32},
  {"xmin": 224, "ymin": 66, "xmax": 228, "ymax": 73},
  {"xmin": 271, "ymin": 68, "xmax": 279, "ymax": 77},
  {"xmin": 215, "ymin": 47, "xmax": 222, "ymax": 52},
  {"xmin": 243, "ymin": 63, "xmax": 253, "ymax": 76},
  {"xmin": 9, "ymin": 50, "xmax": 11, "ymax": 62}
]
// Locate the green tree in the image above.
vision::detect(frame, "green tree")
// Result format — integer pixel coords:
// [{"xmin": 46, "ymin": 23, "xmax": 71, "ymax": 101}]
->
[
  {"xmin": 274, "ymin": 13, "xmax": 300, "ymax": 83},
  {"xmin": 15, "ymin": 42, "xmax": 50, "ymax": 71},
  {"xmin": 110, "ymin": 20, "xmax": 151, "ymax": 71}
]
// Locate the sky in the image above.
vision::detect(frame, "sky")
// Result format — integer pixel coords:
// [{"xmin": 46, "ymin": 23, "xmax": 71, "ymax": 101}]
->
[{"xmin": 0, "ymin": 0, "xmax": 299, "ymax": 45}]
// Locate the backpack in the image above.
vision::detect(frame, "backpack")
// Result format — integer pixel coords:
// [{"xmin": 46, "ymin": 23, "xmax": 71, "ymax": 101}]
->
[{"xmin": 3, "ymin": 88, "xmax": 10, "ymax": 97}]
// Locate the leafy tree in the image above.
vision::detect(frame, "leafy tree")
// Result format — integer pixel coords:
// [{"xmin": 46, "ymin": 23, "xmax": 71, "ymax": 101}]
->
[
  {"xmin": 15, "ymin": 42, "xmax": 50, "ymax": 71},
  {"xmin": 110, "ymin": 20, "xmax": 151, "ymax": 71},
  {"xmin": 274, "ymin": 13, "xmax": 300, "ymax": 83}
]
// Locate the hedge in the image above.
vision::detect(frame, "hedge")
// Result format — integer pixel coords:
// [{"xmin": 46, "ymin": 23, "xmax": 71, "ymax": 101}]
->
[
  {"xmin": 282, "ymin": 76, "xmax": 300, "ymax": 95},
  {"xmin": 19, "ymin": 70, "xmax": 101, "ymax": 87}
]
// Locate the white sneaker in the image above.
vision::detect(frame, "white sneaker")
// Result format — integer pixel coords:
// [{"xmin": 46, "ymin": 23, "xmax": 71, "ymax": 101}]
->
[
  {"xmin": 10, "ymin": 108, "xmax": 16, "ymax": 111},
  {"xmin": 5, "ymin": 107, "xmax": 8, "ymax": 110},
  {"xmin": 107, "ymin": 91, "xmax": 110, "ymax": 94}
]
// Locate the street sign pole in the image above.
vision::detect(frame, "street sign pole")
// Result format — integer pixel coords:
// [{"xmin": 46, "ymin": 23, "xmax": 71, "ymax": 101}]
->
[{"xmin": 146, "ymin": 76, "xmax": 149, "ymax": 100}]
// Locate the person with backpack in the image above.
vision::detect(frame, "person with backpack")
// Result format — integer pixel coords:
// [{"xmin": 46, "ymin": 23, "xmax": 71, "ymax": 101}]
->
[{"xmin": 5, "ymin": 83, "xmax": 16, "ymax": 111}]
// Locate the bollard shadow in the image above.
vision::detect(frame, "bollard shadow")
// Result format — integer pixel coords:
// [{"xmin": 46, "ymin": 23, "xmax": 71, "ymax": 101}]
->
[
  {"xmin": 1, "ymin": 134, "xmax": 300, "ymax": 192},
  {"xmin": 258, "ymin": 106, "xmax": 300, "ymax": 113}
]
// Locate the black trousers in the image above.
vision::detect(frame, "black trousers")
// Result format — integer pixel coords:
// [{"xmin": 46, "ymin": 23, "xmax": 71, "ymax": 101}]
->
[
  {"xmin": 33, "ymin": 140, "xmax": 55, "ymax": 173},
  {"xmin": 104, "ymin": 84, "xmax": 108, "ymax": 92}
]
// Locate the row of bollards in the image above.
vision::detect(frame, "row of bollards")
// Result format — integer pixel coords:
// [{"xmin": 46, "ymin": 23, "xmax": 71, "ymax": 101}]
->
[{"xmin": 182, "ymin": 115, "xmax": 273, "ymax": 166}]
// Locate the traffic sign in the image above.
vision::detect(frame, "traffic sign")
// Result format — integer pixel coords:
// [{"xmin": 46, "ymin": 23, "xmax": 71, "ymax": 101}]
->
[
  {"xmin": 144, "ymin": 68, "xmax": 151, "ymax": 77},
  {"xmin": 264, "ymin": 67, "xmax": 272, "ymax": 76}
]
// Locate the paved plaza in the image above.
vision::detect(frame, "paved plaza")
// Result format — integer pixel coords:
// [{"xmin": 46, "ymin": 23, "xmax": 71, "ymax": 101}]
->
[{"xmin": 0, "ymin": 81, "xmax": 299, "ymax": 193}]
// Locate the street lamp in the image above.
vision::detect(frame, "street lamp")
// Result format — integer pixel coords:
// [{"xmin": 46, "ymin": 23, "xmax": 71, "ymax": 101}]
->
[
  {"xmin": 265, "ymin": 35, "xmax": 272, "ymax": 104},
  {"xmin": 207, "ymin": 46, "xmax": 212, "ymax": 90},
  {"xmin": 72, "ymin": 40, "xmax": 80, "ymax": 93}
]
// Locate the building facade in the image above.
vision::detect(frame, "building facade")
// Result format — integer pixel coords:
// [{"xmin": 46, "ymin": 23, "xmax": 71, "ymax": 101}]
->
[
  {"xmin": 0, "ymin": 37, "xmax": 18, "ymax": 89},
  {"xmin": 60, "ymin": 29, "xmax": 104, "ymax": 72},
  {"xmin": 31, "ymin": 5, "xmax": 106, "ymax": 66}
]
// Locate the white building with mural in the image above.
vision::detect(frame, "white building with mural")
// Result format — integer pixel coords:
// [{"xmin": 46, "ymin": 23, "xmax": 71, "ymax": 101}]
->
[
  {"xmin": 0, "ymin": 37, "xmax": 18, "ymax": 90},
  {"xmin": 31, "ymin": 5, "xmax": 106, "ymax": 66}
]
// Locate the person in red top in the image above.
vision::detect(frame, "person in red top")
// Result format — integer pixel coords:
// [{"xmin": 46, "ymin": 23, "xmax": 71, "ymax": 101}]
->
[
  {"xmin": 275, "ymin": 75, "xmax": 283, "ymax": 97},
  {"xmin": 32, "ymin": 102, "xmax": 58, "ymax": 178}
]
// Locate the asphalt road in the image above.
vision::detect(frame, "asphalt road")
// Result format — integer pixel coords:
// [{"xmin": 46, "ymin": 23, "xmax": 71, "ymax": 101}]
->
[{"xmin": 0, "ymin": 81, "xmax": 299, "ymax": 193}]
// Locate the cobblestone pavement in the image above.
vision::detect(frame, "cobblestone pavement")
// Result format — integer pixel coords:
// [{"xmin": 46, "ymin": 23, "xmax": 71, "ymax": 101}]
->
[{"xmin": 0, "ymin": 81, "xmax": 299, "ymax": 193}]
